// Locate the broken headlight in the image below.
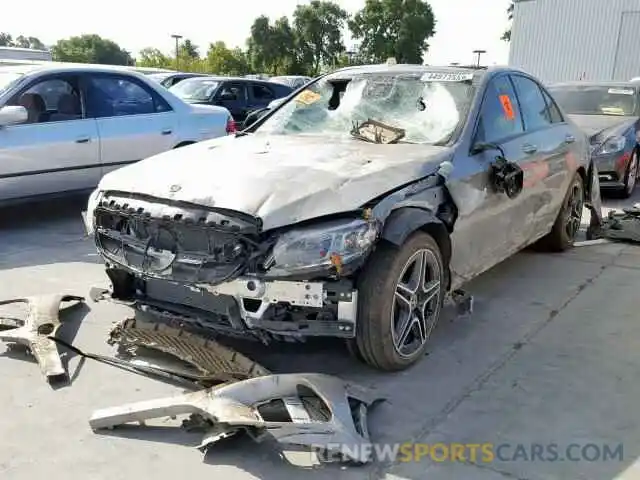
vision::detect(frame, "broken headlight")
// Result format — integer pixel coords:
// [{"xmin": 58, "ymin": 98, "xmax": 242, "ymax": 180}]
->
[
  {"xmin": 594, "ymin": 135, "xmax": 626, "ymax": 155},
  {"xmin": 264, "ymin": 218, "xmax": 380, "ymax": 277},
  {"xmin": 83, "ymin": 189, "xmax": 103, "ymax": 236}
]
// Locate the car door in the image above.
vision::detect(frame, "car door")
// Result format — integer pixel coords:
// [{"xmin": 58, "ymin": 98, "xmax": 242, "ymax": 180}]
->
[
  {"xmin": 510, "ymin": 74, "xmax": 574, "ymax": 236},
  {"xmin": 214, "ymin": 82, "xmax": 249, "ymax": 122},
  {"xmin": 0, "ymin": 73, "xmax": 100, "ymax": 202},
  {"xmin": 449, "ymin": 73, "xmax": 535, "ymax": 282},
  {"xmin": 83, "ymin": 72, "xmax": 179, "ymax": 179}
]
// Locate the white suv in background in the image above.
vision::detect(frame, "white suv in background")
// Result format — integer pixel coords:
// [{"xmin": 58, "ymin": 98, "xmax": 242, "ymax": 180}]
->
[{"xmin": 0, "ymin": 63, "xmax": 234, "ymax": 204}]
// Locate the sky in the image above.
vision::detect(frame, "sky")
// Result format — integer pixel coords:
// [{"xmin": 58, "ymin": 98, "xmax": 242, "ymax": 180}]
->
[{"xmin": 2, "ymin": 0, "xmax": 512, "ymax": 66}]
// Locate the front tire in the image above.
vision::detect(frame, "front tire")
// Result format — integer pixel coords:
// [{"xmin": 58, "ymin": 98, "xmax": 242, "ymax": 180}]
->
[{"xmin": 353, "ymin": 231, "xmax": 445, "ymax": 371}]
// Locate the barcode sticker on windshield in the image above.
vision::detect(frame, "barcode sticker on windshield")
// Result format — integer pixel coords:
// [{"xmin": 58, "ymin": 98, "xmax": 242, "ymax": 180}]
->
[
  {"xmin": 295, "ymin": 89, "xmax": 322, "ymax": 105},
  {"xmin": 608, "ymin": 88, "xmax": 635, "ymax": 95},
  {"xmin": 421, "ymin": 72, "xmax": 474, "ymax": 82}
]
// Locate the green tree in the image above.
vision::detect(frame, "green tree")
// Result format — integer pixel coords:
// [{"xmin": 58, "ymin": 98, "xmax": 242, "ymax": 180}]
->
[
  {"xmin": 14, "ymin": 35, "xmax": 46, "ymax": 50},
  {"xmin": 205, "ymin": 41, "xmax": 249, "ymax": 75},
  {"xmin": 136, "ymin": 47, "xmax": 171, "ymax": 68},
  {"xmin": 51, "ymin": 34, "xmax": 133, "ymax": 65},
  {"xmin": 349, "ymin": 0, "xmax": 436, "ymax": 64},
  {"xmin": 501, "ymin": 2, "xmax": 514, "ymax": 41},
  {"xmin": 272, "ymin": 17, "xmax": 299, "ymax": 74},
  {"xmin": 0, "ymin": 32, "xmax": 13, "ymax": 46},
  {"xmin": 0, "ymin": 32, "xmax": 46, "ymax": 49},
  {"xmin": 293, "ymin": 1, "xmax": 348, "ymax": 74},
  {"xmin": 247, "ymin": 15, "xmax": 280, "ymax": 74},
  {"xmin": 180, "ymin": 39, "xmax": 199, "ymax": 59}
]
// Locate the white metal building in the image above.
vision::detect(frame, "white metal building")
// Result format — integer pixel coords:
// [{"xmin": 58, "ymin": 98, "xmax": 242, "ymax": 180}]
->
[
  {"xmin": 509, "ymin": 0, "xmax": 640, "ymax": 83},
  {"xmin": 0, "ymin": 46, "xmax": 52, "ymax": 62}
]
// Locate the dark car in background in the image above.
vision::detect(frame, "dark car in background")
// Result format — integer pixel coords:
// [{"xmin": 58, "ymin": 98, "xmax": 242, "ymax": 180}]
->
[
  {"xmin": 169, "ymin": 76, "xmax": 292, "ymax": 125},
  {"xmin": 147, "ymin": 72, "xmax": 209, "ymax": 89},
  {"xmin": 270, "ymin": 75, "xmax": 313, "ymax": 90},
  {"xmin": 548, "ymin": 82, "xmax": 640, "ymax": 197}
]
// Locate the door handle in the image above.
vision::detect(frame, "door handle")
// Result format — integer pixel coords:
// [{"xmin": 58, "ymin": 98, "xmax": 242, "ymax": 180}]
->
[
  {"xmin": 75, "ymin": 137, "xmax": 90, "ymax": 144},
  {"xmin": 161, "ymin": 129, "xmax": 172, "ymax": 135},
  {"xmin": 522, "ymin": 143, "xmax": 537, "ymax": 154},
  {"xmin": 565, "ymin": 134, "xmax": 576, "ymax": 144}
]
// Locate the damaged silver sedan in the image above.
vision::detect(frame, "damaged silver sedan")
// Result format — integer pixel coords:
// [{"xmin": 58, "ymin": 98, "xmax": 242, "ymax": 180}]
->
[{"xmin": 84, "ymin": 64, "xmax": 603, "ymax": 371}]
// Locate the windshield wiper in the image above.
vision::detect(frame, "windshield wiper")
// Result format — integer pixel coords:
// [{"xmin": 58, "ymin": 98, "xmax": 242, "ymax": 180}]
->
[{"xmin": 350, "ymin": 119, "xmax": 406, "ymax": 144}]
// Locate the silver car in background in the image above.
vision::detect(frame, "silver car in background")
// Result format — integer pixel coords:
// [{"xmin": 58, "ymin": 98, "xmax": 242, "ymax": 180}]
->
[{"xmin": 0, "ymin": 64, "xmax": 234, "ymax": 204}]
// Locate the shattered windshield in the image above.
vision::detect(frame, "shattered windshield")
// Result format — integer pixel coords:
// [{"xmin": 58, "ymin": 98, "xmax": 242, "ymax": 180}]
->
[
  {"xmin": 548, "ymin": 85, "xmax": 638, "ymax": 116},
  {"xmin": 170, "ymin": 78, "xmax": 220, "ymax": 102},
  {"xmin": 256, "ymin": 71, "xmax": 474, "ymax": 144}
]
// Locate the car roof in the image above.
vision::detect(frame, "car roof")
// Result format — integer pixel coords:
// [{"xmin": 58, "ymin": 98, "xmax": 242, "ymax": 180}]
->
[
  {"xmin": 325, "ymin": 63, "xmax": 519, "ymax": 82},
  {"xmin": 548, "ymin": 81, "xmax": 638, "ymax": 89},
  {"xmin": 0, "ymin": 62, "xmax": 153, "ymax": 78},
  {"xmin": 180, "ymin": 75, "xmax": 279, "ymax": 86}
]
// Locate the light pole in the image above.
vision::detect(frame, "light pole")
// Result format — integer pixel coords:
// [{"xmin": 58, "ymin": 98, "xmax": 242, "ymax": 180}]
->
[
  {"xmin": 171, "ymin": 34, "xmax": 182, "ymax": 71},
  {"xmin": 472, "ymin": 49, "xmax": 486, "ymax": 68}
]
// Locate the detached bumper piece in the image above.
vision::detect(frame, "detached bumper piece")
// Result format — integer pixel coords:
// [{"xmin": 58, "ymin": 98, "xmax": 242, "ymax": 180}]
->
[
  {"xmin": 108, "ymin": 316, "xmax": 271, "ymax": 383},
  {"xmin": 594, "ymin": 207, "xmax": 640, "ymax": 243},
  {"xmin": 89, "ymin": 373, "xmax": 384, "ymax": 464},
  {"xmin": 0, "ymin": 294, "xmax": 84, "ymax": 382}
]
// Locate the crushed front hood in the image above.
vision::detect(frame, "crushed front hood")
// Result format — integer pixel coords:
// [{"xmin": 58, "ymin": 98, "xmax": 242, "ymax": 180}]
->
[{"xmin": 97, "ymin": 134, "xmax": 450, "ymax": 230}]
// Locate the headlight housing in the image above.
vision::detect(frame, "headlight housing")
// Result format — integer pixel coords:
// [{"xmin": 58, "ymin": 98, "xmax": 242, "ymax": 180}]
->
[
  {"xmin": 594, "ymin": 135, "xmax": 626, "ymax": 155},
  {"xmin": 264, "ymin": 218, "xmax": 380, "ymax": 277},
  {"xmin": 83, "ymin": 189, "xmax": 103, "ymax": 236}
]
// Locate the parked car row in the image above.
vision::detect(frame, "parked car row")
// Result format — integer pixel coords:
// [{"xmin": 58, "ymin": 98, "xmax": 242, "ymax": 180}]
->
[{"xmin": 84, "ymin": 63, "xmax": 604, "ymax": 372}]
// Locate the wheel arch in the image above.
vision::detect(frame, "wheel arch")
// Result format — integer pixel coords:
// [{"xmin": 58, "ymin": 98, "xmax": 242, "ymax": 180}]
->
[{"xmin": 380, "ymin": 206, "xmax": 452, "ymax": 283}]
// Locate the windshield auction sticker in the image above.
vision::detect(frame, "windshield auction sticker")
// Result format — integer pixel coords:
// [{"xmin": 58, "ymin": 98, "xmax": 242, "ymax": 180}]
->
[
  {"xmin": 295, "ymin": 89, "xmax": 322, "ymax": 105},
  {"xmin": 421, "ymin": 72, "xmax": 474, "ymax": 82}
]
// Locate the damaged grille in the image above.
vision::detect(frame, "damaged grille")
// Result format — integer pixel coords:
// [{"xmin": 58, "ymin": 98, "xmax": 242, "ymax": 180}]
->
[{"xmin": 94, "ymin": 192, "xmax": 261, "ymax": 285}]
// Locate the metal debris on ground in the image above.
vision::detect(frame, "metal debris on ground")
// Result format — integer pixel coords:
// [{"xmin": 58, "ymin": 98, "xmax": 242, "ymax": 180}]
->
[
  {"xmin": 108, "ymin": 317, "xmax": 271, "ymax": 383},
  {"xmin": 0, "ymin": 294, "xmax": 84, "ymax": 382},
  {"xmin": 89, "ymin": 373, "xmax": 384, "ymax": 464},
  {"xmin": 448, "ymin": 289, "xmax": 474, "ymax": 316},
  {"xmin": 573, "ymin": 238, "xmax": 613, "ymax": 247},
  {"xmin": 593, "ymin": 207, "xmax": 640, "ymax": 244}
]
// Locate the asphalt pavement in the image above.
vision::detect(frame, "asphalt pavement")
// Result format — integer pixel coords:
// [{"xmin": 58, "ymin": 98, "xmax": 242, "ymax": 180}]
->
[{"xmin": 1, "ymin": 191, "xmax": 640, "ymax": 480}]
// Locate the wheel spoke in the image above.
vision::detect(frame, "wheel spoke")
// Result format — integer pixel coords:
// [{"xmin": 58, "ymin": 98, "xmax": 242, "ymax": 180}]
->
[
  {"xmin": 395, "ymin": 312, "xmax": 415, "ymax": 349},
  {"xmin": 395, "ymin": 283, "xmax": 414, "ymax": 307},
  {"xmin": 422, "ymin": 279, "xmax": 441, "ymax": 304}
]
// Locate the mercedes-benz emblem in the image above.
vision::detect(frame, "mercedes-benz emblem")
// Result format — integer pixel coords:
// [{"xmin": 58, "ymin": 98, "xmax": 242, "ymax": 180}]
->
[{"xmin": 169, "ymin": 184, "xmax": 181, "ymax": 193}]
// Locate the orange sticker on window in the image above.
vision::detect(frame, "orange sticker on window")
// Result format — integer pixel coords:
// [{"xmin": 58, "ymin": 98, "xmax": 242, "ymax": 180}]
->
[{"xmin": 499, "ymin": 94, "xmax": 515, "ymax": 120}]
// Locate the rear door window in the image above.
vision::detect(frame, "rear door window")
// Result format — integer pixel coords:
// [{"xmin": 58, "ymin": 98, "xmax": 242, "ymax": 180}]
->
[
  {"xmin": 510, "ymin": 75, "xmax": 554, "ymax": 131},
  {"xmin": 85, "ymin": 74, "xmax": 172, "ymax": 118}
]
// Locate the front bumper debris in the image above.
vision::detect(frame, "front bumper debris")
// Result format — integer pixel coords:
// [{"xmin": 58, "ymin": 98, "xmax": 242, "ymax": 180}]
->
[
  {"xmin": 89, "ymin": 373, "xmax": 384, "ymax": 464},
  {"xmin": 593, "ymin": 207, "xmax": 640, "ymax": 243},
  {"xmin": 108, "ymin": 315, "xmax": 271, "ymax": 382},
  {"xmin": 0, "ymin": 294, "xmax": 84, "ymax": 382},
  {"xmin": 103, "ymin": 269, "xmax": 360, "ymax": 340}
]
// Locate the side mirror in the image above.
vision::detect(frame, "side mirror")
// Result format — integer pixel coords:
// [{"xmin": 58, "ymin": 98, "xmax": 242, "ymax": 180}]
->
[
  {"xmin": 473, "ymin": 142, "xmax": 523, "ymax": 198},
  {"xmin": 0, "ymin": 105, "xmax": 28, "ymax": 127},
  {"xmin": 491, "ymin": 155, "xmax": 524, "ymax": 199}
]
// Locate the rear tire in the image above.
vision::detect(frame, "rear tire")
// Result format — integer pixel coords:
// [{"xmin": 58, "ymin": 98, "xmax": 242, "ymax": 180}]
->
[
  {"xmin": 352, "ymin": 231, "xmax": 445, "ymax": 371},
  {"xmin": 620, "ymin": 151, "xmax": 638, "ymax": 199},
  {"xmin": 537, "ymin": 172, "xmax": 584, "ymax": 252}
]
